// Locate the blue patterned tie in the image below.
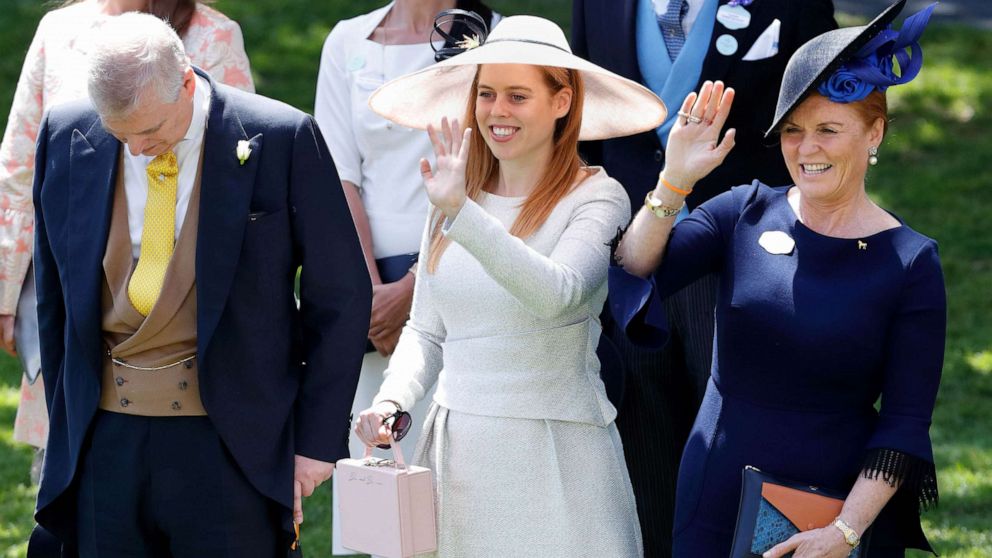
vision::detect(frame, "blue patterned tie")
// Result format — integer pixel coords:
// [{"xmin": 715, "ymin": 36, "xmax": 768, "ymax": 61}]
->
[{"xmin": 658, "ymin": 0, "xmax": 689, "ymax": 61}]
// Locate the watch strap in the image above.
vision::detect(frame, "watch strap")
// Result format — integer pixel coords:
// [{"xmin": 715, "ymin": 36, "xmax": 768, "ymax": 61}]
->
[{"xmin": 832, "ymin": 518, "xmax": 861, "ymax": 548}]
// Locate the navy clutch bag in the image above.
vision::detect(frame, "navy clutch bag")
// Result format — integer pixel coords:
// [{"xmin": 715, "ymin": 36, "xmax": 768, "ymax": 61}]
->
[{"xmin": 730, "ymin": 466, "xmax": 870, "ymax": 558}]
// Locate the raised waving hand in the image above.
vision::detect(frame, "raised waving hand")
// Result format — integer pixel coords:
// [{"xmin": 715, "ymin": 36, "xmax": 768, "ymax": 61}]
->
[
  {"xmin": 420, "ymin": 116, "xmax": 473, "ymax": 219},
  {"xmin": 663, "ymin": 80, "xmax": 737, "ymax": 190}
]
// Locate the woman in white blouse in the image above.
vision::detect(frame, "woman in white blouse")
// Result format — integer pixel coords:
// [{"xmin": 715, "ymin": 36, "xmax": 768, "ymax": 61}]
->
[
  {"xmin": 354, "ymin": 15, "xmax": 668, "ymax": 556},
  {"xmin": 313, "ymin": 2, "xmax": 498, "ymax": 554}
]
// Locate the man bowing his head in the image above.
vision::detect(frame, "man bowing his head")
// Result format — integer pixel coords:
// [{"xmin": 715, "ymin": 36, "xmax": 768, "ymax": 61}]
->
[{"xmin": 30, "ymin": 13, "xmax": 370, "ymax": 557}]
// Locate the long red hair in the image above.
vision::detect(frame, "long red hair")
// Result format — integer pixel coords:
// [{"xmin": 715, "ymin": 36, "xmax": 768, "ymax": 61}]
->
[{"xmin": 426, "ymin": 65, "xmax": 586, "ymax": 273}]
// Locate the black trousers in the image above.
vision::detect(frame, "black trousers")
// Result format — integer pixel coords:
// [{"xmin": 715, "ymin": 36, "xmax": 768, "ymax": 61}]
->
[
  {"xmin": 609, "ymin": 274, "xmax": 718, "ymax": 558},
  {"xmin": 75, "ymin": 411, "xmax": 286, "ymax": 558}
]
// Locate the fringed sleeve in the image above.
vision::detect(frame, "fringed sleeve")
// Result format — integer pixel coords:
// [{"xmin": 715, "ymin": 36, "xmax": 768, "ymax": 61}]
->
[
  {"xmin": 862, "ymin": 447, "xmax": 939, "ymax": 512},
  {"xmin": 863, "ymin": 240, "xmax": 945, "ymax": 517}
]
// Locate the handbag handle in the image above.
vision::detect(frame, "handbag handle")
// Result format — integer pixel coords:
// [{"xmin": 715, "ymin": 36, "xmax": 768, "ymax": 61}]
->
[{"xmin": 362, "ymin": 432, "xmax": 408, "ymax": 470}]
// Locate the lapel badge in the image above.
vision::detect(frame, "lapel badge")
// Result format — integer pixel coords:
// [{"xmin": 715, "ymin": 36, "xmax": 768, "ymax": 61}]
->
[
  {"xmin": 236, "ymin": 140, "xmax": 252, "ymax": 166},
  {"xmin": 758, "ymin": 230, "xmax": 795, "ymax": 255},
  {"xmin": 716, "ymin": 34, "xmax": 740, "ymax": 56},
  {"xmin": 858, "ymin": 240, "xmax": 868, "ymax": 250},
  {"xmin": 718, "ymin": 3, "xmax": 752, "ymax": 30}
]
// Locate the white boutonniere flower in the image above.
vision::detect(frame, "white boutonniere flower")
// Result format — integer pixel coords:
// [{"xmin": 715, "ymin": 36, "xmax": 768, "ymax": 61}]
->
[{"xmin": 236, "ymin": 140, "xmax": 252, "ymax": 166}]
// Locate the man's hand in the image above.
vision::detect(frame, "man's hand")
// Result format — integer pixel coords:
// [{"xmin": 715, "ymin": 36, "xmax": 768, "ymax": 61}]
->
[
  {"xmin": 1, "ymin": 314, "xmax": 16, "ymax": 356},
  {"xmin": 293, "ymin": 454, "xmax": 335, "ymax": 524},
  {"xmin": 368, "ymin": 275, "xmax": 413, "ymax": 356}
]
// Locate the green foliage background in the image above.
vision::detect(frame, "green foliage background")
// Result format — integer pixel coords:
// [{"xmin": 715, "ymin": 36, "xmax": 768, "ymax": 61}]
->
[{"xmin": 1, "ymin": 2, "xmax": 990, "ymax": 557}]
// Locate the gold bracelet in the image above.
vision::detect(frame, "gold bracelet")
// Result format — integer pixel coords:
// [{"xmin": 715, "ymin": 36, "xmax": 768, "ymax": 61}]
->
[{"xmin": 644, "ymin": 191, "xmax": 684, "ymax": 219}]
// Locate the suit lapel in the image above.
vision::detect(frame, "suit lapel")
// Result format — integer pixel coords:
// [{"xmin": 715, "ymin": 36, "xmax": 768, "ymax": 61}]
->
[
  {"xmin": 67, "ymin": 122, "xmax": 119, "ymax": 367},
  {"xmin": 195, "ymin": 75, "xmax": 263, "ymax": 358}
]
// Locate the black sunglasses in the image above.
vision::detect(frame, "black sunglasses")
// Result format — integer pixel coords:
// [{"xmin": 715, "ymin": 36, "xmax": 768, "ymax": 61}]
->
[{"xmin": 376, "ymin": 410, "xmax": 413, "ymax": 450}]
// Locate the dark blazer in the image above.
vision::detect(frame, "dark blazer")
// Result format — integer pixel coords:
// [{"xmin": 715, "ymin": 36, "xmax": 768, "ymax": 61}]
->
[
  {"xmin": 32, "ymin": 69, "xmax": 372, "ymax": 545},
  {"xmin": 572, "ymin": 0, "xmax": 837, "ymax": 209}
]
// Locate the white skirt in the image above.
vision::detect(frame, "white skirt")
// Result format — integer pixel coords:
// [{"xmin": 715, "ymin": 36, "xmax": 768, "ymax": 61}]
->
[{"xmin": 414, "ymin": 403, "xmax": 643, "ymax": 558}]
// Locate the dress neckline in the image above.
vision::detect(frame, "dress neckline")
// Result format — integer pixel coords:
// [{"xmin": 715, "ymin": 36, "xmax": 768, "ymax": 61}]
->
[
  {"xmin": 479, "ymin": 166, "xmax": 610, "ymax": 206},
  {"xmin": 782, "ymin": 186, "xmax": 905, "ymax": 241},
  {"xmin": 479, "ymin": 191, "xmax": 526, "ymax": 209}
]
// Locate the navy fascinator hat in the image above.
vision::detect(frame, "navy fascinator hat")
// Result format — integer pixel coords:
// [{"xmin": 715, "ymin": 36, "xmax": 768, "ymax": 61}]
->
[{"xmin": 766, "ymin": 0, "xmax": 936, "ymax": 137}]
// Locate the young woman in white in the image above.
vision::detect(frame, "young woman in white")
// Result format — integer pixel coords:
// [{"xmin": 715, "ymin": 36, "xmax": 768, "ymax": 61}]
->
[{"xmin": 355, "ymin": 15, "xmax": 666, "ymax": 556}]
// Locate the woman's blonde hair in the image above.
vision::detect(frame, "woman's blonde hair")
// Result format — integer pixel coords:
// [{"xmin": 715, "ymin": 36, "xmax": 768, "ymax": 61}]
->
[{"xmin": 425, "ymin": 65, "xmax": 586, "ymax": 273}]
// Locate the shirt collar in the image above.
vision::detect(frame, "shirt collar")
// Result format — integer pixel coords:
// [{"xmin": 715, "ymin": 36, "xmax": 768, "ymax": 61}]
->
[
  {"xmin": 652, "ymin": 0, "xmax": 701, "ymax": 17},
  {"xmin": 182, "ymin": 74, "xmax": 211, "ymax": 143}
]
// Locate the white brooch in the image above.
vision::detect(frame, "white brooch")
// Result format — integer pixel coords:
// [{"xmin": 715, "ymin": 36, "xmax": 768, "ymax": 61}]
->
[
  {"xmin": 758, "ymin": 230, "xmax": 795, "ymax": 255},
  {"xmin": 236, "ymin": 140, "xmax": 252, "ymax": 166}
]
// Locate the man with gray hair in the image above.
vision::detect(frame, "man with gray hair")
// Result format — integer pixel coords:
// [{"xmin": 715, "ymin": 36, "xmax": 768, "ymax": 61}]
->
[{"xmin": 30, "ymin": 13, "xmax": 370, "ymax": 557}]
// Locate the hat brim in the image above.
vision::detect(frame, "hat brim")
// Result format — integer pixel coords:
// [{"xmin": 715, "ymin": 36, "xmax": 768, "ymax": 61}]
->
[
  {"xmin": 369, "ymin": 40, "xmax": 667, "ymax": 141},
  {"xmin": 765, "ymin": 0, "xmax": 907, "ymax": 137}
]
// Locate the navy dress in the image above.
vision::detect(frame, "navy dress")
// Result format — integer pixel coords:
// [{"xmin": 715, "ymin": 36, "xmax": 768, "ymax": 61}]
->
[{"xmin": 611, "ymin": 183, "xmax": 944, "ymax": 556}]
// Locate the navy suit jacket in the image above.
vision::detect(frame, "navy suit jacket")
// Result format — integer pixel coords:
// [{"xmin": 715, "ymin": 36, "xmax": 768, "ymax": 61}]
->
[
  {"xmin": 32, "ymin": 69, "xmax": 371, "ymax": 545},
  {"xmin": 573, "ymin": 0, "xmax": 836, "ymax": 209}
]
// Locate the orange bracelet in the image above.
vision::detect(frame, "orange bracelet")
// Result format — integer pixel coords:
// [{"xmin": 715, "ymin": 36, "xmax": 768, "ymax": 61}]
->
[{"xmin": 662, "ymin": 177, "xmax": 691, "ymax": 196}]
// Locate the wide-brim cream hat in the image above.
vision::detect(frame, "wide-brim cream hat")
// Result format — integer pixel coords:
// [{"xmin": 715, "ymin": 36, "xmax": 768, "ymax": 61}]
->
[{"xmin": 368, "ymin": 15, "xmax": 667, "ymax": 141}]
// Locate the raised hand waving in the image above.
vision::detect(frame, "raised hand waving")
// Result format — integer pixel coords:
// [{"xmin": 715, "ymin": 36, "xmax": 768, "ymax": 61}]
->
[
  {"xmin": 420, "ymin": 116, "xmax": 473, "ymax": 220},
  {"xmin": 663, "ymin": 80, "xmax": 737, "ymax": 190}
]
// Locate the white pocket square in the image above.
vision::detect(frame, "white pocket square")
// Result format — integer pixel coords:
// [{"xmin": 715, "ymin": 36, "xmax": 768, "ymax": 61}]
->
[{"xmin": 743, "ymin": 19, "xmax": 780, "ymax": 61}]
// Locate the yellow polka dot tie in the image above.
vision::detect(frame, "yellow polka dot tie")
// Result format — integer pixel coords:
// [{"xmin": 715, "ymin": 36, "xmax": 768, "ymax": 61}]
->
[{"xmin": 128, "ymin": 151, "xmax": 178, "ymax": 316}]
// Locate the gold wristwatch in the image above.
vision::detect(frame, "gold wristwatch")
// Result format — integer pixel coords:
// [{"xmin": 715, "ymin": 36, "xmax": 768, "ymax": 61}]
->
[
  {"xmin": 832, "ymin": 518, "xmax": 861, "ymax": 549},
  {"xmin": 644, "ymin": 191, "xmax": 684, "ymax": 219}
]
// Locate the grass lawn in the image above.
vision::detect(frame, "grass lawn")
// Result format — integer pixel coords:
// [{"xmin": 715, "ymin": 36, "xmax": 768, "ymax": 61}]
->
[{"xmin": 1, "ymin": 2, "xmax": 990, "ymax": 557}]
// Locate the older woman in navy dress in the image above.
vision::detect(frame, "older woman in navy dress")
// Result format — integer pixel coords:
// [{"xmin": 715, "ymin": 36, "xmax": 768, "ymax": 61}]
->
[{"xmin": 611, "ymin": 1, "xmax": 943, "ymax": 556}]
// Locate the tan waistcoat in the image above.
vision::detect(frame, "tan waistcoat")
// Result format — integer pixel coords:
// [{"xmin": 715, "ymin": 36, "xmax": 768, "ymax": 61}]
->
[{"xmin": 99, "ymin": 155, "xmax": 206, "ymax": 416}]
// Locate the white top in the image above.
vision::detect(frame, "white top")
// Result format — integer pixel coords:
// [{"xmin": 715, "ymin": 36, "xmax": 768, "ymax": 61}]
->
[
  {"xmin": 653, "ymin": 0, "xmax": 705, "ymax": 35},
  {"xmin": 124, "ymin": 75, "xmax": 210, "ymax": 259},
  {"xmin": 373, "ymin": 168, "xmax": 631, "ymax": 426},
  {"xmin": 314, "ymin": 3, "xmax": 501, "ymax": 259},
  {"xmin": 314, "ymin": 4, "xmax": 439, "ymax": 259}
]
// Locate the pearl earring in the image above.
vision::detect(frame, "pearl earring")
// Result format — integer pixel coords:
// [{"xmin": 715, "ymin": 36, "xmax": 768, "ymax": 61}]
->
[{"xmin": 868, "ymin": 146, "xmax": 879, "ymax": 166}]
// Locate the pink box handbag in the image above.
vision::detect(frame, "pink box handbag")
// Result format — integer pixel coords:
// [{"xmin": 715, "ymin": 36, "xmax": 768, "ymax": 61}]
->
[{"xmin": 336, "ymin": 438, "xmax": 437, "ymax": 557}]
